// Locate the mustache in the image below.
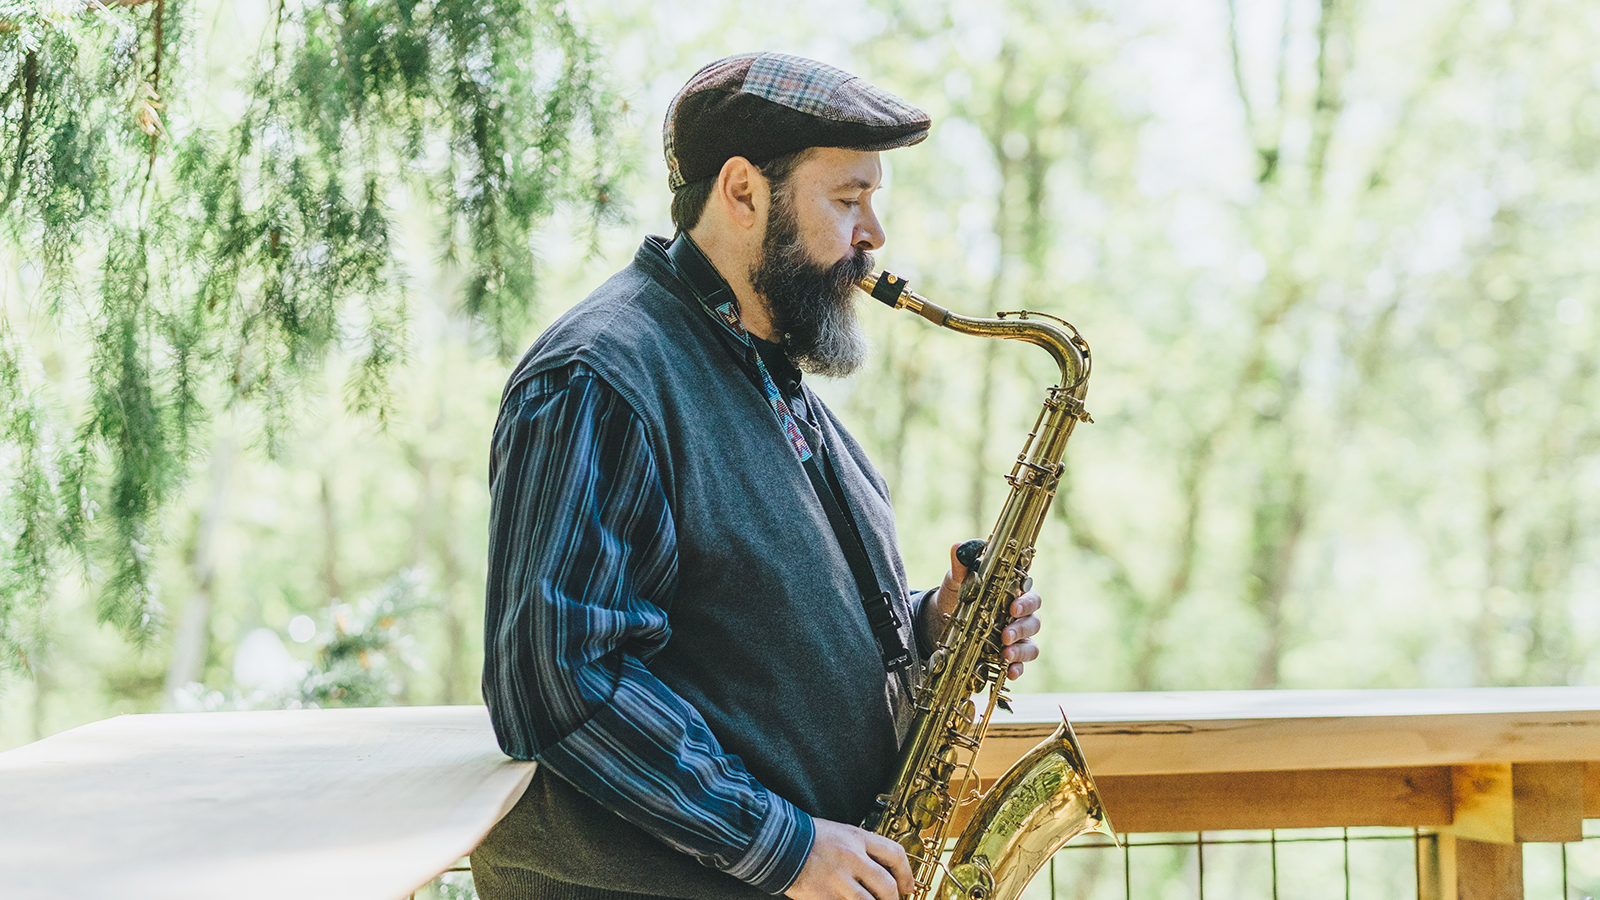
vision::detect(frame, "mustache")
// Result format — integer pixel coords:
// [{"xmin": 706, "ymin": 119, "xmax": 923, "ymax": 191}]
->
[{"xmin": 825, "ymin": 247, "xmax": 874, "ymax": 298}]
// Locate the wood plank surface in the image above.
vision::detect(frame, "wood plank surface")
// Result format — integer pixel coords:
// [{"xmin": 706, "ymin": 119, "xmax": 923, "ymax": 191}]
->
[
  {"xmin": 0, "ymin": 706, "xmax": 534, "ymax": 900},
  {"xmin": 1449, "ymin": 764, "xmax": 1515, "ymax": 844},
  {"xmin": 1418, "ymin": 832, "xmax": 1458, "ymax": 900},
  {"xmin": 1587, "ymin": 762, "xmax": 1600, "ymax": 817},
  {"xmin": 980, "ymin": 688, "xmax": 1600, "ymax": 777},
  {"xmin": 1456, "ymin": 837, "xmax": 1524, "ymax": 900},
  {"xmin": 1094, "ymin": 766, "xmax": 1454, "ymax": 833},
  {"xmin": 1510, "ymin": 762, "xmax": 1586, "ymax": 843}
]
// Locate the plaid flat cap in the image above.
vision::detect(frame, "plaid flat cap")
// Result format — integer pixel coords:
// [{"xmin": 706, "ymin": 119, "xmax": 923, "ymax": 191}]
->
[{"xmin": 664, "ymin": 53, "xmax": 931, "ymax": 191}]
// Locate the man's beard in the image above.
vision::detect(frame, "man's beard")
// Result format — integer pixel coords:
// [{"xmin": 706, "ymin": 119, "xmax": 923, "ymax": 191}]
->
[{"xmin": 749, "ymin": 192, "xmax": 873, "ymax": 378}]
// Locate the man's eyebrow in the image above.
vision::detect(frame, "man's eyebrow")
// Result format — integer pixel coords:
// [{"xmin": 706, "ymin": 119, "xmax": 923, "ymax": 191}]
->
[{"xmin": 832, "ymin": 178, "xmax": 876, "ymax": 192}]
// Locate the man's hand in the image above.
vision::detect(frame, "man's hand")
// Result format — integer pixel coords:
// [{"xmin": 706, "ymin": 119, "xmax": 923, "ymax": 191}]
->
[
  {"xmin": 785, "ymin": 819, "xmax": 912, "ymax": 900},
  {"xmin": 925, "ymin": 543, "xmax": 1042, "ymax": 681}
]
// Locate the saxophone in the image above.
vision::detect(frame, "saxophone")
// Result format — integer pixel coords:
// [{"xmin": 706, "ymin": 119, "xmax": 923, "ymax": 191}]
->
[{"xmin": 859, "ymin": 271, "xmax": 1115, "ymax": 900}]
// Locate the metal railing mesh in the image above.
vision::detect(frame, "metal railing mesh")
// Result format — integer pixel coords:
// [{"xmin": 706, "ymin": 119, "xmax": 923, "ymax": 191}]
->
[
  {"xmin": 413, "ymin": 823, "xmax": 1600, "ymax": 899},
  {"xmin": 1034, "ymin": 821, "xmax": 1600, "ymax": 900}
]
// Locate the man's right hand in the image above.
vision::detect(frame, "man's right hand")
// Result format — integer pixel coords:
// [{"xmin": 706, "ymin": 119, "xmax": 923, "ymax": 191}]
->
[{"xmin": 784, "ymin": 818, "xmax": 912, "ymax": 900}]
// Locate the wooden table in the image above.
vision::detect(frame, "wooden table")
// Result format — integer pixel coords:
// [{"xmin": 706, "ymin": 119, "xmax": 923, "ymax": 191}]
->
[
  {"xmin": 4, "ymin": 689, "xmax": 1597, "ymax": 900},
  {"xmin": 0, "ymin": 706, "xmax": 533, "ymax": 900}
]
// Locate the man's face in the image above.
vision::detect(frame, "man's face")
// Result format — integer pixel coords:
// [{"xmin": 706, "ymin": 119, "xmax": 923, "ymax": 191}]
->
[{"xmin": 749, "ymin": 148, "xmax": 886, "ymax": 377}]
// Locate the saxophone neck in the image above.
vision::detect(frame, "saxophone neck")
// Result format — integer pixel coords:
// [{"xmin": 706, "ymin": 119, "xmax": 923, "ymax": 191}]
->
[{"xmin": 859, "ymin": 271, "xmax": 1092, "ymax": 408}]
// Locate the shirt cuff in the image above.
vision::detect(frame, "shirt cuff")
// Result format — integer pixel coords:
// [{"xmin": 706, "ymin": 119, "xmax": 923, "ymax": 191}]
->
[
  {"xmin": 727, "ymin": 790, "xmax": 815, "ymax": 895},
  {"xmin": 912, "ymin": 587, "xmax": 943, "ymax": 659}
]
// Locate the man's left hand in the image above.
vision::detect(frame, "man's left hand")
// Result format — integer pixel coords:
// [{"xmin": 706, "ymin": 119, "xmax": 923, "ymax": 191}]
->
[{"xmin": 923, "ymin": 542, "xmax": 1042, "ymax": 680}]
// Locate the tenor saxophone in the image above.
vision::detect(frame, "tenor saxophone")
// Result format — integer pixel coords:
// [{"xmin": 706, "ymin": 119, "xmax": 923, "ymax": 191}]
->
[{"xmin": 859, "ymin": 271, "xmax": 1115, "ymax": 900}]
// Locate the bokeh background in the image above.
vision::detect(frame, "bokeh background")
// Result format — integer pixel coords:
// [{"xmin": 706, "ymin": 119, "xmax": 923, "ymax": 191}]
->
[
  {"xmin": 6, "ymin": 0, "xmax": 1600, "ymax": 741},
  {"xmin": 3, "ymin": 4, "xmax": 1599, "ymax": 884}
]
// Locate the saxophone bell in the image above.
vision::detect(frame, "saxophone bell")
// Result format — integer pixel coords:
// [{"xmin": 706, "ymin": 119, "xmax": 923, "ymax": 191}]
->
[{"xmin": 936, "ymin": 714, "xmax": 1117, "ymax": 900}]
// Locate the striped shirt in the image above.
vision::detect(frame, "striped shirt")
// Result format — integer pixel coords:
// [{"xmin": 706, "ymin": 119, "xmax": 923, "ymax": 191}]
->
[{"xmin": 483, "ymin": 361, "xmax": 813, "ymax": 894}]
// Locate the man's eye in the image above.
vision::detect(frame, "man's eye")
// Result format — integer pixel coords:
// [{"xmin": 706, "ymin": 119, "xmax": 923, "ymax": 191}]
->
[{"xmin": 838, "ymin": 199, "xmax": 860, "ymax": 208}]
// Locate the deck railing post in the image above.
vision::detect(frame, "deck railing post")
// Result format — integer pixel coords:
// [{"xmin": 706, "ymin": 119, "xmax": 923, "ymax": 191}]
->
[{"xmin": 1418, "ymin": 832, "xmax": 1524, "ymax": 900}]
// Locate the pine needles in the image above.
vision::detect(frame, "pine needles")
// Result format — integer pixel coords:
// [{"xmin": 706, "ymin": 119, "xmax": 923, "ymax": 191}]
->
[{"xmin": 0, "ymin": 0, "xmax": 627, "ymax": 659}]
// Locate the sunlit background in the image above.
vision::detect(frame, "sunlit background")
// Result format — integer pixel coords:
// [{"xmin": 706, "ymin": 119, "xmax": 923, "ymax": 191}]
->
[
  {"xmin": 5, "ymin": 0, "xmax": 1600, "ymax": 741},
  {"xmin": 4, "ymin": 3, "xmax": 1600, "ymax": 893}
]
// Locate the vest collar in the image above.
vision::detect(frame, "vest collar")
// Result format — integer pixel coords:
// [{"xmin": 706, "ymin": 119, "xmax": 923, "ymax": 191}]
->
[{"xmin": 653, "ymin": 233, "xmax": 815, "ymax": 463}]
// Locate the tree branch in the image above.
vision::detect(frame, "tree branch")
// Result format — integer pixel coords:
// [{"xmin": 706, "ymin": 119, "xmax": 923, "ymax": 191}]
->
[
  {"xmin": 2, "ymin": 51, "xmax": 39, "ymax": 215},
  {"xmin": 0, "ymin": 0, "xmax": 157, "ymax": 31},
  {"xmin": 1227, "ymin": 0, "xmax": 1283, "ymax": 183},
  {"xmin": 137, "ymin": 0, "xmax": 166, "ymax": 208},
  {"xmin": 1307, "ymin": 0, "xmax": 1350, "ymax": 195}
]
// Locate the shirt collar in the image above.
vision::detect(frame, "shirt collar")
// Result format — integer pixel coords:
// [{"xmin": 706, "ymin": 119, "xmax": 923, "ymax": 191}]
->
[{"xmin": 655, "ymin": 233, "xmax": 814, "ymax": 462}]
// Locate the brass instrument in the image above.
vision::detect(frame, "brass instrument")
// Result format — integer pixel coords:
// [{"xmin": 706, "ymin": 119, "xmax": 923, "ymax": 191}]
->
[{"xmin": 859, "ymin": 271, "xmax": 1115, "ymax": 900}]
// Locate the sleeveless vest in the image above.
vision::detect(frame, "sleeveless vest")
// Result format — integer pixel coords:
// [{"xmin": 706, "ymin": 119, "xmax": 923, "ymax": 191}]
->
[{"xmin": 475, "ymin": 238, "xmax": 920, "ymax": 898}]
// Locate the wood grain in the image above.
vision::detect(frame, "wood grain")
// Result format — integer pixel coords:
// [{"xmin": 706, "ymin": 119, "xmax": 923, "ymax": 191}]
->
[
  {"xmin": 981, "ymin": 688, "xmax": 1600, "ymax": 777},
  {"xmin": 1510, "ymin": 762, "xmax": 1584, "ymax": 843},
  {"xmin": 1449, "ymin": 764, "xmax": 1514, "ymax": 844},
  {"xmin": 1094, "ymin": 766, "xmax": 1453, "ymax": 833},
  {"xmin": 1585, "ymin": 761, "xmax": 1600, "ymax": 817},
  {"xmin": 1416, "ymin": 833, "xmax": 1527, "ymax": 900},
  {"xmin": 1456, "ymin": 837, "xmax": 1524, "ymax": 900}
]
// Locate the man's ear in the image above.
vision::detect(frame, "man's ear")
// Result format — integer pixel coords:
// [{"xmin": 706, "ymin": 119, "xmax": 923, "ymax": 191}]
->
[{"xmin": 714, "ymin": 156, "xmax": 765, "ymax": 231}]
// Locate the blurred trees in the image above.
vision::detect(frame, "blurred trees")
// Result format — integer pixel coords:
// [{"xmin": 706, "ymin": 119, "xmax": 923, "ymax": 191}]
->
[
  {"xmin": 0, "ymin": 0, "xmax": 625, "ymax": 670},
  {"xmin": 841, "ymin": 0, "xmax": 1600, "ymax": 694},
  {"xmin": 4, "ymin": 0, "xmax": 1600, "ymax": 749}
]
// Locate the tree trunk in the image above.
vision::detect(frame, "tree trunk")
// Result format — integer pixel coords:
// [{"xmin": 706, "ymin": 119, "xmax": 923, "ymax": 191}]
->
[
  {"xmin": 162, "ymin": 437, "xmax": 234, "ymax": 707},
  {"xmin": 320, "ymin": 471, "xmax": 341, "ymax": 604}
]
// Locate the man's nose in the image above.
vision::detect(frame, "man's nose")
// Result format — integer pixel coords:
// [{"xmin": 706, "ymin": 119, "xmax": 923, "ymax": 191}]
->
[{"xmin": 855, "ymin": 209, "xmax": 886, "ymax": 252}]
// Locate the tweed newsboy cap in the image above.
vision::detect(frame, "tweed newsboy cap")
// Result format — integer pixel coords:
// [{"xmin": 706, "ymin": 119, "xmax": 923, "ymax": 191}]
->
[{"xmin": 663, "ymin": 53, "xmax": 931, "ymax": 191}]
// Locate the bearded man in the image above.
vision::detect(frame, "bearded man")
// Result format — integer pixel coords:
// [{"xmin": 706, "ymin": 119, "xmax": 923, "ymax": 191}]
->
[{"xmin": 474, "ymin": 54, "xmax": 1044, "ymax": 900}]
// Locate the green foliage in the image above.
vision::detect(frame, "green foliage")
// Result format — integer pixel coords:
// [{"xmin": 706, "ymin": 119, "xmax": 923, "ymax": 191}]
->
[
  {"xmin": 0, "ymin": 324, "xmax": 65, "ymax": 673},
  {"xmin": 299, "ymin": 568, "xmax": 428, "ymax": 708},
  {"xmin": 169, "ymin": 567, "xmax": 432, "ymax": 711},
  {"xmin": 7, "ymin": 0, "xmax": 1600, "ymax": 756},
  {"xmin": 841, "ymin": 0, "xmax": 1600, "ymax": 692},
  {"xmin": 0, "ymin": 0, "xmax": 627, "ymax": 656}
]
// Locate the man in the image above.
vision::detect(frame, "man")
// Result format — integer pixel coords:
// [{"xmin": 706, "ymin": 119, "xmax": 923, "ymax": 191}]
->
[{"xmin": 474, "ymin": 53, "xmax": 1043, "ymax": 900}]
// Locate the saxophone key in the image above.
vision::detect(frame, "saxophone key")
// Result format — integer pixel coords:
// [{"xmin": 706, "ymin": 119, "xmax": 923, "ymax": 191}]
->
[
  {"xmin": 945, "ymin": 728, "xmax": 980, "ymax": 750},
  {"xmin": 954, "ymin": 539, "xmax": 986, "ymax": 570},
  {"xmin": 908, "ymin": 788, "xmax": 948, "ymax": 830}
]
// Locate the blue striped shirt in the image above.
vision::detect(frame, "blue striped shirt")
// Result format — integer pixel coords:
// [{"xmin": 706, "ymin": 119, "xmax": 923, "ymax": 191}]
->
[{"xmin": 483, "ymin": 361, "xmax": 813, "ymax": 894}]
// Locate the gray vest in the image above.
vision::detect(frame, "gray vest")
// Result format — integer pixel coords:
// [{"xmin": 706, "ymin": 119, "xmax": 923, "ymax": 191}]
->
[{"xmin": 476, "ymin": 238, "xmax": 919, "ymax": 898}]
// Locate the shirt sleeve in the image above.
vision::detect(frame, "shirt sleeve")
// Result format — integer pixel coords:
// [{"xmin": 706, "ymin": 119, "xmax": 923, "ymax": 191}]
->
[
  {"xmin": 482, "ymin": 361, "xmax": 814, "ymax": 895},
  {"xmin": 911, "ymin": 586, "xmax": 943, "ymax": 659}
]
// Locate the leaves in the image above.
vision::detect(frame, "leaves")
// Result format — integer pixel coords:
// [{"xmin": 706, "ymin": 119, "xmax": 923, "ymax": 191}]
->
[
  {"xmin": 0, "ymin": 0, "xmax": 626, "ymax": 656},
  {"xmin": 0, "ymin": 320, "xmax": 66, "ymax": 673}
]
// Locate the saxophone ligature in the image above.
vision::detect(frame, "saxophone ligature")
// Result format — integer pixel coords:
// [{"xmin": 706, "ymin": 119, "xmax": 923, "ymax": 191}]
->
[{"xmin": 859, "ymin": 270, "xmax": 1115, "ymax": 900}]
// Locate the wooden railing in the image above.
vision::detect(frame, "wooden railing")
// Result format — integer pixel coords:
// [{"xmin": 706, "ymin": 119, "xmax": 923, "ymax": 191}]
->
[
  {"xmin": 0, "ymin": 706, "xmax": 536, "ymax": 900},
  {"xmin": 3, "ymin": 688, "xmax": 1597, "ymax": 899},
  {"xmin": 979, "ymin": 688, "xmax": 1600, "ymax": 900}
]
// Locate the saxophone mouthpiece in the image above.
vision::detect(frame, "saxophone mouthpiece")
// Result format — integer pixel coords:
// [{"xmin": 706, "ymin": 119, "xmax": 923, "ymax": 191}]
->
[{"xmin": 863, "ymin": 270, "xmax": 911, "ymax": 307}]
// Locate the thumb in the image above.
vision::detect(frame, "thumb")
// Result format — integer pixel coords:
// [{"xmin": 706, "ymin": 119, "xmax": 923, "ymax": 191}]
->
[
  {"xmin": 938, "ymin": 542, "xmax": 975, "ymax": 618},
  {"xmin": 948, "ymin": 542, "xmax": 971, "ymax": 584}
]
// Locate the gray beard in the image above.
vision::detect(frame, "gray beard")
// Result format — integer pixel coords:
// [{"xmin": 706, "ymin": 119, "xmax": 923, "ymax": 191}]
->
[{"xmin": 749, "ymin": 194, "xmax": 873, "ymax": 378}]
